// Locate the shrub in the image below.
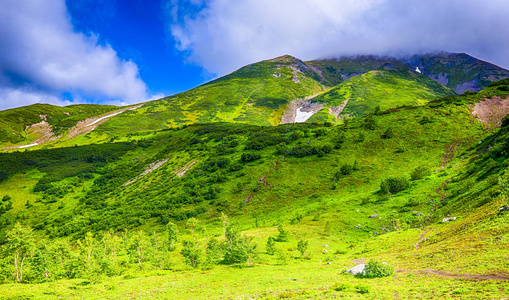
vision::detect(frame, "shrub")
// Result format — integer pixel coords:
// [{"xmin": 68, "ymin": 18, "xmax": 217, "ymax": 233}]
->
[
  {"xmin": 381, "ymin": 128, "xmax": 395, "ymax": 139},
  {"xmin": 222, "ymin": 225, "xmax": 257, "ymax": 265},
  {"xmin": 297, "ymin": 240, "xmax": 308, "ymax": 257},
  {"xmin": 411, "ymin": 166, "xmax": 429, "ymax": 180},
  {"xmin": 181, "ymin": 240, "xmax": 202, "ymax": 268},
  {"xmin": 355, "ymin": 284, "xmax": 370, "ymax": 294},
  {"xmin": 358, "ymin": 260, "xmax": 395, "ymax": 278},
  {"xmin": 380, "ymin": 177, "xmax": 410, "ymax": 194},
  {"xmin": 339, "ymin": 164, "xmax": 353, "ymax": 175},
  {"xmin": 266, "ymin": 237, "xmax": 276, "ymax": 255},
  {"xmin": 276, "ymin": 225, "xmax": 289, "ymax": 242},
  {"xmin": 240, "ymin": 153, "xmax": 261, "ymax": 163}
]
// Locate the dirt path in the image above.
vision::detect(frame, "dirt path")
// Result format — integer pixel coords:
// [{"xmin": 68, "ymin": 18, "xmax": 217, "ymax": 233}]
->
[
  {"xmin": 440, "ymin": 142, "xmax": 460, "ymax": 169},
  {"xmin": 245, "ymin": 161, "xmax": 279, "ymax": 203},
  {"xmin": 415, "ymin": 228, "xmax": 432, "ymax": 250},
  {"xmin": 67, "ymin": 104, "xmax": 143, "ymax": 139},
  {"xmin": 418, "ymin": 269, "xmax": 509, "ymax": 281}
]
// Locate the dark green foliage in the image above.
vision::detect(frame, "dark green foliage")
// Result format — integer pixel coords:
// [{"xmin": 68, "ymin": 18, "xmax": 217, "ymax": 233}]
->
[
  {"xmin": 266, "ymin": 237, "xmax": 276, "ymax": 255},
  {"xmin": 364, "ymin": 115, "xmax": 377, "ymax": 130},
  {"xmin": 240, "ymin": 153, "xmax": 261, "ymax": 163},
  {"xmin": 411, "ymin": 166, "xmax": 430, "ymax": 181},
  {"xmin": 381, "ymin": 177, "xmax": 410, "ymax": 194},
  {"xmin": 419, "ymin": 116, "xmax": 433, "ymax": 125},
  {"xmin": 502, "ymin": 115, "xmax": 509, "ymax": 128},
  {"xmin": 222, "ymin": 225, "xmax": 256, "ymax": 265},
  {"xmin": 335, "ymin": 161, "xmax": 359, "ymax": 177},
  {"xmin": 381, "ymin": 128, "xmax": 395, "ymax": 139},
  {"xmin": 357, "ymin": 260, "xmax": 395, "ymax": 278},
  {"xmin": 245, "ymin": 134, "xmax": 287, "ymax": 150},
  {"xmin": 276, "ymin": 225, "xmax": 288, "ymax": 242},
  {"xmin": 297, "ymin": 240, "xmax": 308, "ymax": 257},
  {"xmin": 181, "ymin": 240, "xmax": 202, "ymax": 268}
]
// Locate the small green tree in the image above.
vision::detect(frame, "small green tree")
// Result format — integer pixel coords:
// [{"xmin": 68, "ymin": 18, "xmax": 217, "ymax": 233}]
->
[
  {"xmin": 220, "ymin": 212, "xmax": 228, "ymax": 238},
  {"xmin": 5, "ymin": 223, "xmax": 35, "ymax": 283},
  {"xmin": 222, "ymin": 225, "xmax": 257, "ymax": 266},
  {"xmin": 297, "ymin": 240, "xmax": 309, "ymax": 258},
  {"xmin": 181, "ymin": 240, "xmax": 201, "ymax": 268},
  {"xmin": 275, "ymin": 247, "xmax": 289, "ymax": 265},
  {"xmin": 186, "ymin": 217, "xmax": 200, "ymax": 239},
  {"xmin": 276, "ymin": 225, "xmax": 288, "ymax": 242},
  {"xmin": 266, "ymin": 237, "xmax": 276, "ymax": 255},
  {"xmin": 166, "ymin": 222, "xmax": 179, "ymax": 251},
  {"xmin": 203, "ymin": 237, "xmax": 222, "ymax": 269}
]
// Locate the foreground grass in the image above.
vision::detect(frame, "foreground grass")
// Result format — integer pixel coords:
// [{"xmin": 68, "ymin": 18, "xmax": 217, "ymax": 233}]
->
[{"xmin": 2, "ymin": 248, "xmax": 508, "ymax": 299}]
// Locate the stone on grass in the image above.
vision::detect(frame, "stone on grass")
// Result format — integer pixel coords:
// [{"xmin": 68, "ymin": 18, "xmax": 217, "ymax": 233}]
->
[
  {"xmin": 346, "ymin": 264, "xmax": 366, "ymax": 276},
  {"xmin": 442, "ymin": 217, "xmax": 456, "ymax": 222},
  {"xmin": 369, "ymin": 214, "xmax": 378, "ymax": 218}
]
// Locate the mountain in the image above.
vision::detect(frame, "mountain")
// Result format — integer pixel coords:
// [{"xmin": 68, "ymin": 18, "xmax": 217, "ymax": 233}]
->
[
  {"xmin": 1, "ymin": 80, "xmax": 509, "ymax": 298},
  {"xmin": 1, "ymin": 52, "xmax": 509, "ymax": 298},
  {"xmin": 307, "ymin": 64, "xmax": 455, "ymax": 121},
  {"xmin": 0, "ymin": 103, "xmax": 119, "ymax": 146},
  {"xmin": 307, "ymin": 52, "xmax": 509, "ymax": 93},
  {"xmin": 1, "ymin": 52, "xmax": 507, "ymax": 152}
]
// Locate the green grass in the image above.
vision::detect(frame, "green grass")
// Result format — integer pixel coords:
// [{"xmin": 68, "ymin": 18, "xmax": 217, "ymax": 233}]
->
[
  {"xmin": 0, "ymin": 103, "xmax": 119, "ymax": 146},
  {"xmin": 1, "ymin": 78, "xmax": 509, "ymax": 299},
  {"xmin": 312, "ymin": 67, "xmax": 455, "ymax": 119}
]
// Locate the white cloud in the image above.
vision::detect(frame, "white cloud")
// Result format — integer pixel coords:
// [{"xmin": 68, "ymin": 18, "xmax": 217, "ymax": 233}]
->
[
  {"xmin": 0, "ymin": 0, "xmax": 148, "ymax": 110},
  {"xmin": 0, "ymin": 87, "xmax": 70, "ymax": 111},
  {"xmin": 167, "ymin": 0, "xmax": 509, "ymax": 75}
]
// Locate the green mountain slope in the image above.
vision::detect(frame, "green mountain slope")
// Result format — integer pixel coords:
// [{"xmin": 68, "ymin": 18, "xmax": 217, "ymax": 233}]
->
[
  {"xmin": 307, "ymin": 52, "xmax": 509, "ymax": 94},
  {"xmin": 309, "ymin": 65, "xmax": 455, "ymax": 120},
  {"xmin": 403, "ymin": 52, "xmax": 509, "ymax": 93},
  {"xmin": 97, "ymin": 55, "xmax": 326, "ymax": 132},
  {"xmin": 0, "ymin": 81, "xmax": 509, "ymax": 297},
  {"xmin": 0, "ymin": 103, "xmax": 119, "ymax": 146}
]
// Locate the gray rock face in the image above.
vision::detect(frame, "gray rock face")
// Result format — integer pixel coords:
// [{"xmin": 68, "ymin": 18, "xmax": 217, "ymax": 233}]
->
[{"xmin": 346, "ymin": 264, "xmax": 366, "ymax": 276}]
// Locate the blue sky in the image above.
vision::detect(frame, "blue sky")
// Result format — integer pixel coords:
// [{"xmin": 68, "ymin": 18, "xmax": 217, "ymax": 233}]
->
[
  {"xmin": 66, "ymin": 0, "xmax": 206, "ymax": 97},
  {"xmin": 1, "ymin": 0, "xmax": 509, "ymax": 110}
]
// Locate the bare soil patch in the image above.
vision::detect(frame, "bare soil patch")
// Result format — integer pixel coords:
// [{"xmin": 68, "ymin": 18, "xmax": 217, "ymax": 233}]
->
[{"xmin": 471, "ymin": 96, "xmax": 509, "ymax": 127}]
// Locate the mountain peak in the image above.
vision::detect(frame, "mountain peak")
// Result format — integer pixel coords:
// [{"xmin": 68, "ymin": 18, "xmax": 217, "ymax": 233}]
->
[{"xmin": 266, "ymin": 55, "xmax": 300, "ymax": 63}]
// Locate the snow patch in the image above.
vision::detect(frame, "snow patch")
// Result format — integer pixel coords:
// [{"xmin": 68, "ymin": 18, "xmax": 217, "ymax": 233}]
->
[
  {"xmin": 295, "ymin": 107, "xmax": 315, "ymax": 123},
  {"xmin": 415, "ymin": 67, "xmax": 422, "ymax": 74},
  {"xmin": 87, "ymin": 111, "xmax": 124, "ymax": 127},
  {"xmin": 18, "ymin": 143, "xmax": 38, "ymax": 148}
]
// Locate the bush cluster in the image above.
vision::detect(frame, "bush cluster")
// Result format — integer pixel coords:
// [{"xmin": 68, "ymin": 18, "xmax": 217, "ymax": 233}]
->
[
  {"xmin": 358, "ymin": 260, "xmax": 395, "ymax": 278},
  {"xmin": 380, "ymin": 176, "xmax": 410, "ymax": 194}
]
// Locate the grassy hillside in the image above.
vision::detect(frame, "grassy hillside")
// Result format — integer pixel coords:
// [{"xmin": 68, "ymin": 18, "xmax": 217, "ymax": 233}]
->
[
  {"xmin": 305, "ymin": 55, "xmax": 399, "ymax": 86},
  {"xmin": 308, "ymin": 52, "xmax": 509, "ymax": 94},
  {"xmin": 310, "ymin": 65, "xmax": 455, "ymax": 119},
  {"xmin": 95, "ymin": 55, "xmax": 327, "ymax": 134},
  {"xmin": 403, "ymin": 52, "xmax": 509, "ymax": 93},
  {"xmin": 0, "ymin": 103, "xmax": 118, "ymax": 146},
  {"xmin": 1, "ymin": 81, "xmax": 509, "ymax": 298}
]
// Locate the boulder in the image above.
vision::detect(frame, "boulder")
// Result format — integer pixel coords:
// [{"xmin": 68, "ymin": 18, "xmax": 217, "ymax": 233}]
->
[
  {"xmin": 346, "ymin": 264, "xmax": 366, "ymax": 276},
  {"xmin": 416, "ymin": 213, "xmax": 423, "ymax": 216},
  {"xmin": 369, "ymin": 214, "xmax": 378, "ymax": 218},
  {"xmin": 442, "ymin": 217, "xmax": 456, "ymax": 222}
]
